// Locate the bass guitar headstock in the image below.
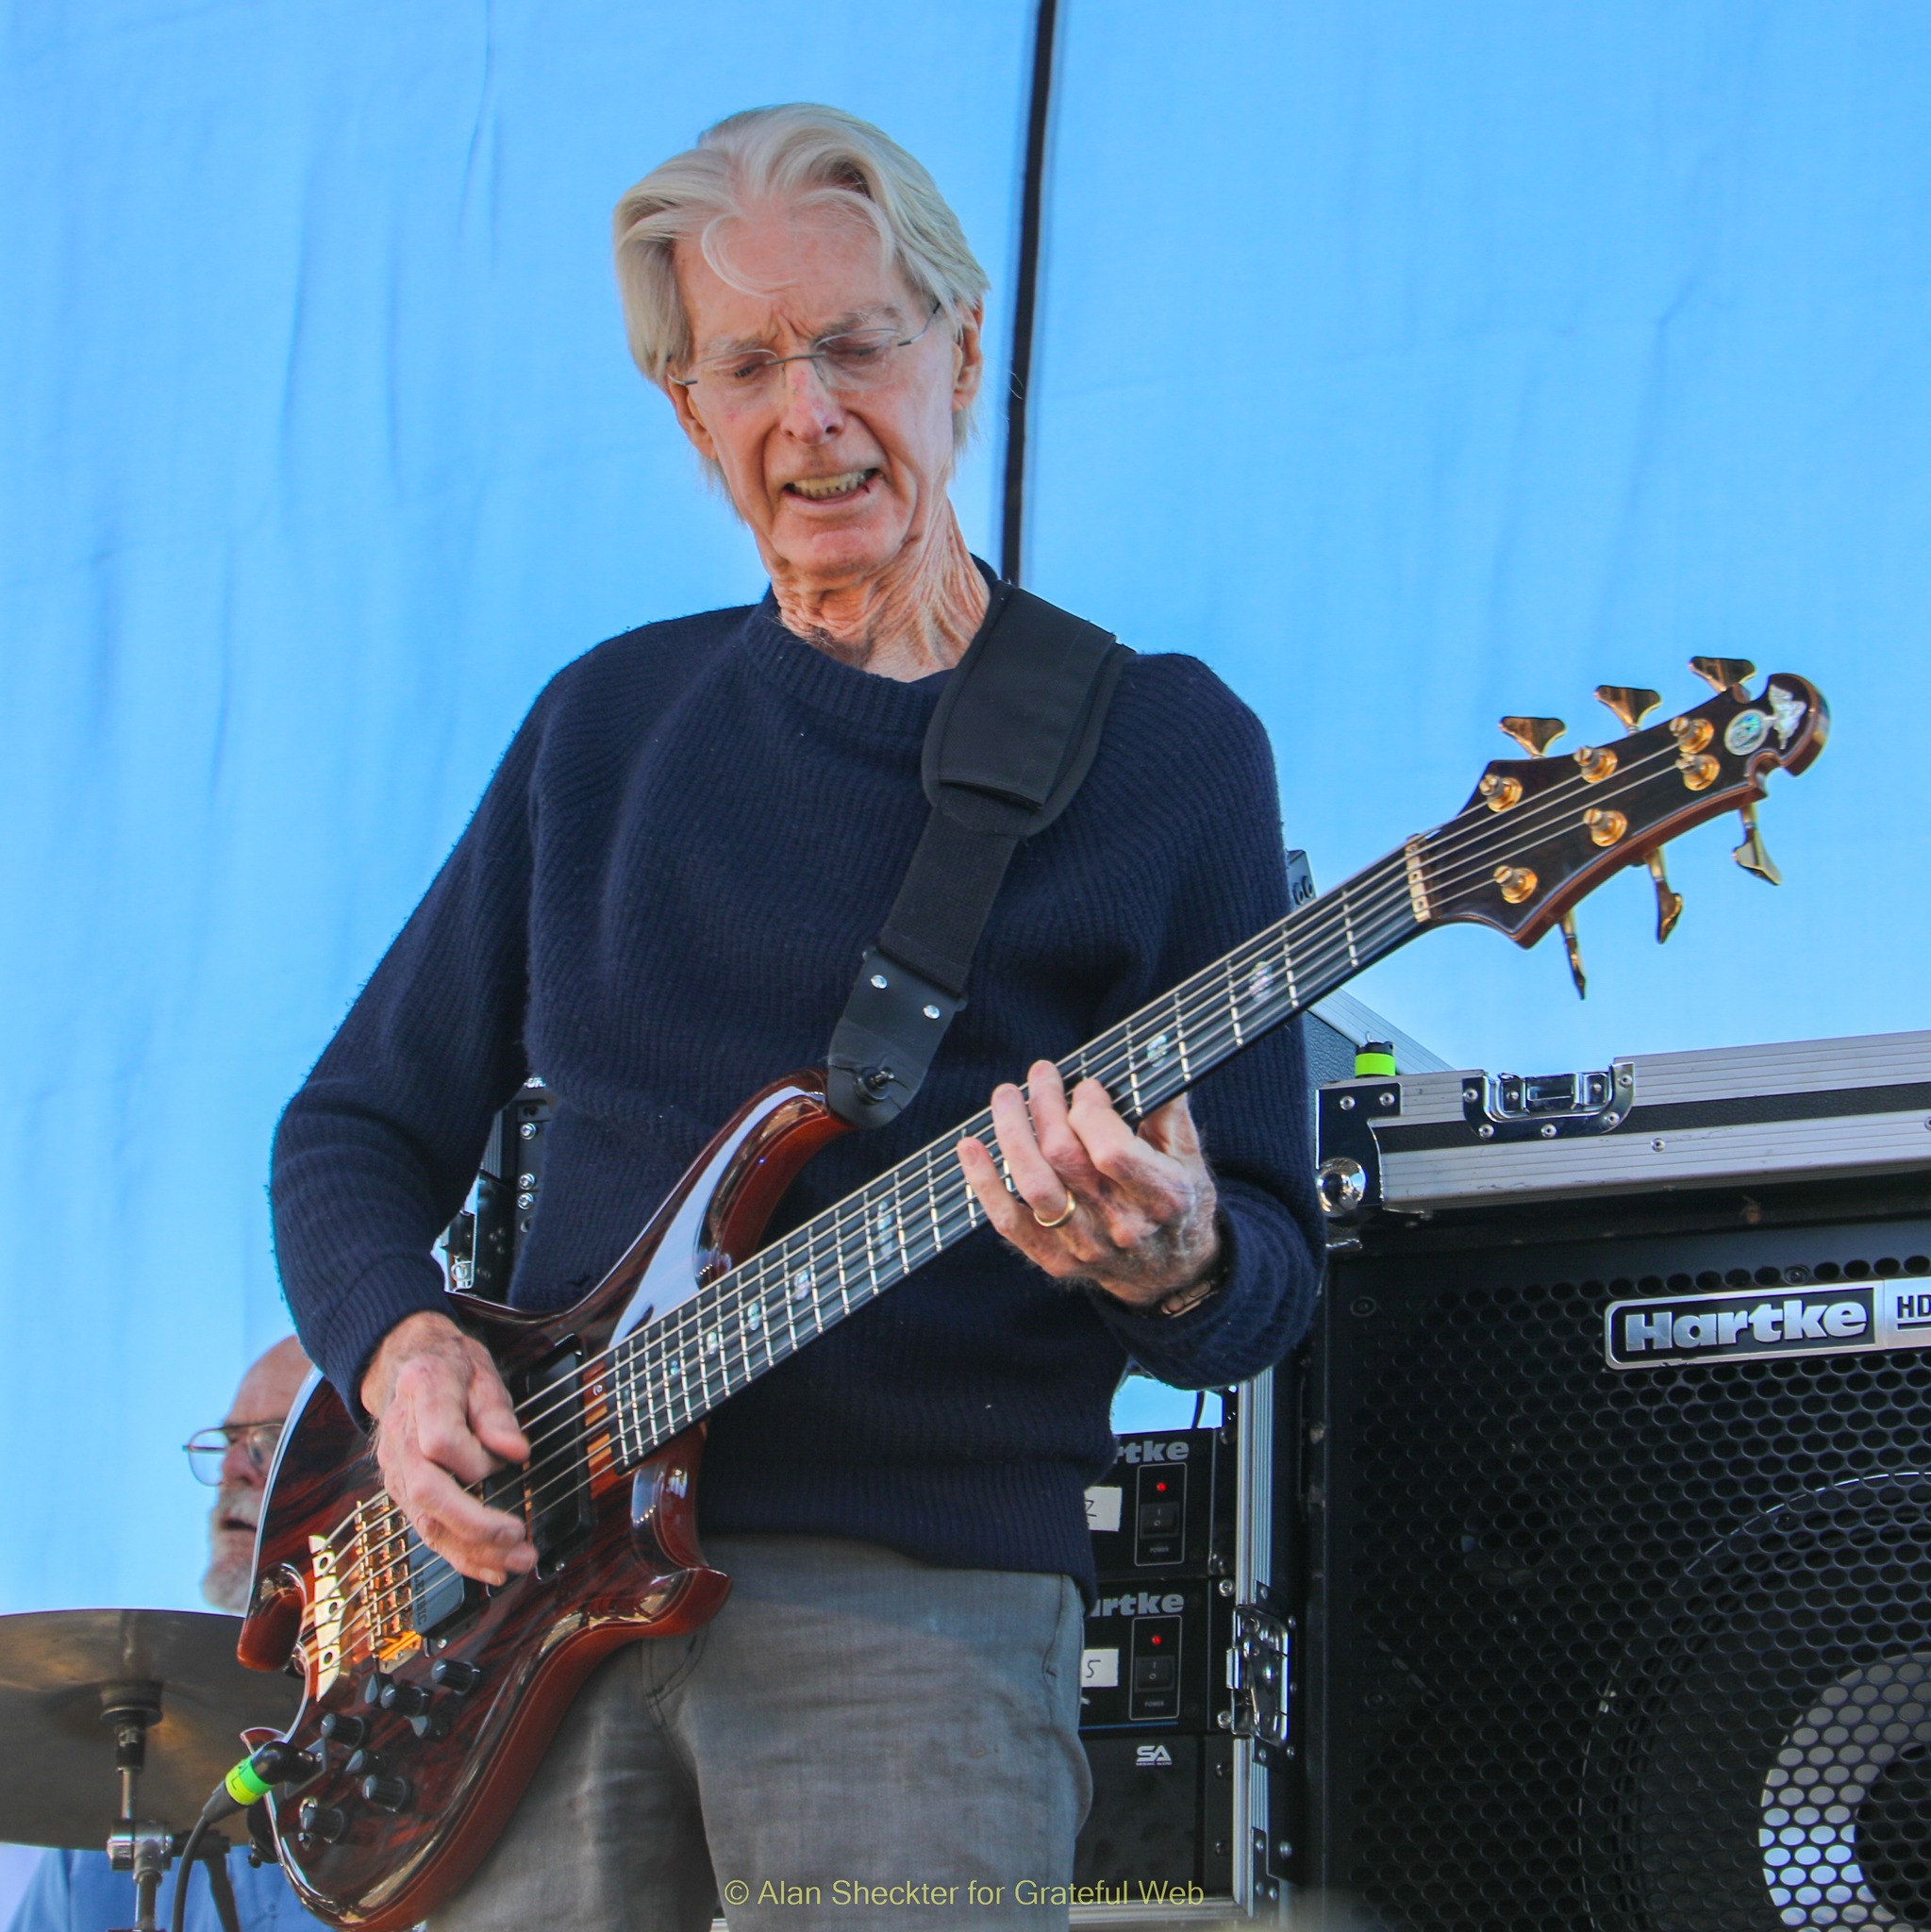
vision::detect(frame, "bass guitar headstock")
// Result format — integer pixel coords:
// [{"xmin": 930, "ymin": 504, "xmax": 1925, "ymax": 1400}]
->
[{"xmin": 1414, "ymin": 659, "xmax": 1828, "ymax": 995}]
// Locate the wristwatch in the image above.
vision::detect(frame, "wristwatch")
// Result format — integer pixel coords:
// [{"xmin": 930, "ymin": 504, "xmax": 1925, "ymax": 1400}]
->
[{"xmin": 1150, "ymin": 1218, "xmax": 1233, "ymax": 1320}]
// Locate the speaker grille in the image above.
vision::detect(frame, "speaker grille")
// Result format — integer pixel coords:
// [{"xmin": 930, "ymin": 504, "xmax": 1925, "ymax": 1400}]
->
[{"xmin": 1311, "ymin": 1228, "xmax": 1931, "ymax": 1932}]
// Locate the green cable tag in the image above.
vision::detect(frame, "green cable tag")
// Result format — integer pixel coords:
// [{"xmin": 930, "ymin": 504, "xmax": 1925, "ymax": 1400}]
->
[{"xmin": 224, "ymin": 1757, "xmax": 275, "ymax": 1807}]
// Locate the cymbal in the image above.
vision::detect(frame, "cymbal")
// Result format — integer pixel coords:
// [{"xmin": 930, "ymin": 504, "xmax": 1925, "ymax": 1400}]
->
[{"xmin": 0, "ymin": 1608, "xmax": 300, "ymax": 1849}]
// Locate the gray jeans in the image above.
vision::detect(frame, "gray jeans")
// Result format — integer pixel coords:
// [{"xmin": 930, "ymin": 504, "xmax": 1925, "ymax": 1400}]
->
[{"xmin": 431, "ymin": 1535, "xmax": 1091, "ymax": 1932}]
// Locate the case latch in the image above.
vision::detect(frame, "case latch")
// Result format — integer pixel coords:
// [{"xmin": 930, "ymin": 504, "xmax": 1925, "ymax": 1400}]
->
[
  {"xmin": 1227, "ymin": 1604, "xmax": 1290, "ymax": 1746},
  {"xmin": 1463, "ymin": 1061, "xmax": 1635, "ymax": 1142}
]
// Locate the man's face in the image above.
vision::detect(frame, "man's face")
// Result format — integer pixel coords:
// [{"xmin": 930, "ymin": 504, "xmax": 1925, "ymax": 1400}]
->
[
  {"xmin": 665, "ymin": 203, "xmax": 982, "ymax": 595},
  {"xmin": 201, "ymin": 1337, "xmax": 310, "ymax": 1613}
]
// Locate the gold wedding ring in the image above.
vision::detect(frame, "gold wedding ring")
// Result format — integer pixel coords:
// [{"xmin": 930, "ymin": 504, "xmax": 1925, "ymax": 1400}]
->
[{"xmin": 1031, "ymin": 1189, "xmax": 1078, "ymax": 1230}]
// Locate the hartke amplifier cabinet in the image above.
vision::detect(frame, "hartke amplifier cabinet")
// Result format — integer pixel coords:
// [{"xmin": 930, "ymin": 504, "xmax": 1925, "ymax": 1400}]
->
[{"xmin": 1296, "ymin": 1029, "xmax": 1931, "ymax": 1932}]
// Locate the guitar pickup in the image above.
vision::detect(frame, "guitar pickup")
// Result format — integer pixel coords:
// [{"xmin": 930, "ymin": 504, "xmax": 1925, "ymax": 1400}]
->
[
  {"xmin": 521, "ymin": 1346, "xmax": 593, "ymax": 1577},
  {"xmin": 406, "ymin": 1529, "xmax": 473, "ymax": 1636}
]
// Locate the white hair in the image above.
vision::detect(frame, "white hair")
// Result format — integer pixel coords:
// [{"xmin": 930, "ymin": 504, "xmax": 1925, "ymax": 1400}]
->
[{"xmin": 612, "ymin": 104, "xmax": 989, "ymax": 448}]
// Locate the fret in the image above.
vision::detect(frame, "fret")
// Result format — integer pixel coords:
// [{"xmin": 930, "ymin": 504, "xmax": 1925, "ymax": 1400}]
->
[
  {"xmin": 661, "ymin": 1344, "xmax": 687, "ymax": 1436},
  {"xmin": 923, "ymin": 1158, "xmax": 943, "ymax": 1257},
  {"xmin": 684, "ymin": 1325, "xmax": 711, "ymax": 1412},
  {"xmin": 589, "ymin": 841, "xmax": 1440, "ymax": 1446},
  {"xmin": 888, "ymin": 1188, "xmax": 909, "ymax": 1280},
  {"xmin": 868, "ymin": 1190, "xmax": 892, "ymax": 1291},
  {"xmin": 610, "ymin": 1356, "xmax": 637, "ymax": 1468},
  {"xmin": 615, "ymin": 1347, "xmax": 639, "ymax": 1461},
  {"xmin": 643, "ymin": 1344, "xmax": 670, "ymax": 1451},
  {"xmin": 672, "ymin": 1348, "xmax": 696, "ymax": 1435},
  {"xmin": 719, "ymin": 1320, "xmax": 746, "ymax": 1404},
  {"xmin": 787, "ymin": 1257, "xmax": 812, "ymax": 1353},
  {"xmin": 698, "ymin": 1317, "xmax": 722, "ymax": 1415},
  {"xmin": 741, "ymin": 1281, "xmax": 767, "ymax": 1376}
]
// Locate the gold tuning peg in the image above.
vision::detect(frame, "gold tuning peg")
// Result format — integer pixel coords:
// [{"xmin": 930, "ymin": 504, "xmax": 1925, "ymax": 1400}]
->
[
  {"xmin": 1559, "ymin": 910, "xmax": 1587, "ymax": 999},
  {"xmin": 1690, "ymin": 657, "xmax": 1756, "ymax": 699},
  {"xmin": 1646, "ymin": 850, "xmax": 1684, "ymax": 942},
  {"xmin": 1732, "ymin": 800, "xmax": 1782, "ymax": 885},
  {"xmin": 1500, "ymin": 716, "xmax": 1566, "ymax": 758},
  {"xmin": 1595, "ymin": 685, "xmax": 1662, "ymax": 733}
]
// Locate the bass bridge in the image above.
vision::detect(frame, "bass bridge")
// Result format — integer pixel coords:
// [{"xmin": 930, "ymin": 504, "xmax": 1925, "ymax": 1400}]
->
[{"xmin": 389, "ymin": 1345, "xmax": 595, "ymax": 1644}]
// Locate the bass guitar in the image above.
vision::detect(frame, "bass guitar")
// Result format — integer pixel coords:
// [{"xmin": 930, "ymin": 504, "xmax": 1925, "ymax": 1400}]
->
[{"xmin": 241, "ymin": 661, "xmax": 1826, "ymax": 1926}]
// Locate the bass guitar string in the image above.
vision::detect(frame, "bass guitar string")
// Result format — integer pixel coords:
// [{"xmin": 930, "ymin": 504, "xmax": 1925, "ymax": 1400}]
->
[
  {"xmin": 340, "ymin": 772, "xmax": 1657, "ymax": 1610},
  {"xmin": 336, "ymin": 882, "xmax": 1431, "ymax": 1609},
  {"xmin": 548, "ymin": 721, "xmax": 1681, "ymax": 1433},
  {"xmin": 324, "ymin": 727, "xmax": 1745, "ymax": 1615},
  {"xmin": 382, "ymin": 723, "xmax": 1697, "ymax": 1471},
  {"xmin": 385, "ymin": 712, "xmax": 1730, "ymax": 1500},
  {"xmin": 342, "ymin": 866, "xmax": 1396, "ymax": 1582},
  {"xmin": 340, "ymin": 911, "xmax": 1382, "ymax": 1607},
  {"xmin": 338, "ymin": 775, "xmax": 1629, "ymax": 1603},
  {"xmin": 343, "ymin": 863, "xmax": 1412, "ymax": 1557},
  {"xmin": 549, "ymin": 732, "xmax": 1690, "ymax": 1439}
]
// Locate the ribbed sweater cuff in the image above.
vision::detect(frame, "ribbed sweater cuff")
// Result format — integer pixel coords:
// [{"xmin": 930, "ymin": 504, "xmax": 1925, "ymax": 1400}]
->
[{"xmin": 309, "ymin": 1253, "xmax": 451, "ymax": 1421}]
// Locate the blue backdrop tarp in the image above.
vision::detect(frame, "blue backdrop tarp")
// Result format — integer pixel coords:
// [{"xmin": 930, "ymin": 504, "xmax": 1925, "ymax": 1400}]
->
[{"xmin": 3, "ymin": 1, "xmax": 1927, "ymax": 1613}]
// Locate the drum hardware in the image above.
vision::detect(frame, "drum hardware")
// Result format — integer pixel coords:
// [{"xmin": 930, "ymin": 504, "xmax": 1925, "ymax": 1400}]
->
[{"xmin": 0, "ymin": 1607, "xmax": 298, "ymax": 1931}]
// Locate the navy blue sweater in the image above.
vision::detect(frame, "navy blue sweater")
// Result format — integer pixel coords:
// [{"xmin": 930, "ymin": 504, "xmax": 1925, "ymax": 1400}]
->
[{"xmin": 271, "ymin": 591, "xmax": 1324, "ymax": 1592}]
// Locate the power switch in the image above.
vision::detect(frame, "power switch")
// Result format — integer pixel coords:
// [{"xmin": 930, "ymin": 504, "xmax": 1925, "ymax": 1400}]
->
[
  {"xmin": 1128, "ymin": 1617, "xmax": 1184, "ymax": 1722},
  {"xmin": 1133, "ymin": 1466, "xmax": 1188, "ymax": 1566}
]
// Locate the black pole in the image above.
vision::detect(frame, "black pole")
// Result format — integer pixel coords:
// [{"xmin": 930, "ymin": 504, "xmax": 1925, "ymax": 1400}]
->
[{"xmin": 1001, "ymin": 0, "xmax": 1060, "ymax": 586}]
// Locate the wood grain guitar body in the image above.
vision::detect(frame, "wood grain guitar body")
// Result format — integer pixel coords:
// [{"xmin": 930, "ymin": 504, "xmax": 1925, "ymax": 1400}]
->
[{"xmin": 241, "ymin": 1074, "xmax": 847, "ymax": 1928}]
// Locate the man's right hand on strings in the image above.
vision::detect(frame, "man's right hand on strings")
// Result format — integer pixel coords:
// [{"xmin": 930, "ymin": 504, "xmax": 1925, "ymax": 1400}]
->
[{"xmin": 360, "ymin": 1309, "xmax": 536, "ymax": 1585}]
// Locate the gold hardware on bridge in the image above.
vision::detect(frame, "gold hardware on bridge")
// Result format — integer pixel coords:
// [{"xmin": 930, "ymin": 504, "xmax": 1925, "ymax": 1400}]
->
[{"xmin": 1499, "ymin": 716, "xmax": 1566, "ymax": 758}]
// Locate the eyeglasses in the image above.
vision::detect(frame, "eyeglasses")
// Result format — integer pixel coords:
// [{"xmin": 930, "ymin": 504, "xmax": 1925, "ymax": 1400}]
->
[
  {"xmin": 669, "ymin": 306, "xmax": 941, "ymax": 413},
  {"xmin": 183, "ymin": 1421, "xmax": 286, "ymax": 1486}
]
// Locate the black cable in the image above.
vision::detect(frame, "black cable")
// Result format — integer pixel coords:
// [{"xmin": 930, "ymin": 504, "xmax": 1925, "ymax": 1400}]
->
[
  {"xmin": 202, "ymin": 1840, "xmax": 242, "ymax": 1932},
  {"xmin": 168, "ymin": 1816, "xmax": 213, "ymax": 1932},
  {"xmin": 1000, "ymin": 0, "xmax": 1061, "ymax": 586},
  {"xmin": 171, "ymin": 1741, "xmax": 308, "ymax": 1932}
]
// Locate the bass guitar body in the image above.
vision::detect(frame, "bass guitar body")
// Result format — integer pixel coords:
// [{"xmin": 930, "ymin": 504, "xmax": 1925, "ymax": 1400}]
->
[{"xmin": 242, "ymin": 1074, "xmax": 847, "ymax": 1929}]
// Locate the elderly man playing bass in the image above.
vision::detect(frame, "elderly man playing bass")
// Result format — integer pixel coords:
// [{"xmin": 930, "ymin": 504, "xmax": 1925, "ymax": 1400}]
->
[{"xmin": 272, "ymin": 105, "xmax": 1323, "ymax": 1930}]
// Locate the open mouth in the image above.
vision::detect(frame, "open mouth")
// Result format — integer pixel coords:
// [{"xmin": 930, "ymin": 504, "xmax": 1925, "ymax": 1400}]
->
[{"xmin": 784, "ymin": 468, "xmax": 878, "ymax": 505}]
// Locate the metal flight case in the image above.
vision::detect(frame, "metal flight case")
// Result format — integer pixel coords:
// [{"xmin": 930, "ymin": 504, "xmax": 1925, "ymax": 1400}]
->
[
  {"xmin": 1296, "ymin": 1027, "xmax": 1931, "ymax": 1932},
  {"xmin": 1066, "ymin": 998, "xmax": 1445, "ymax": 1927}
]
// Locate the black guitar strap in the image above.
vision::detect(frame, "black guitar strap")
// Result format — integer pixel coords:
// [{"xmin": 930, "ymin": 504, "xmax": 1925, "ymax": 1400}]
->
[{"xmin": 825, "ymin": 581, "xmax": 1131, "ymax": 1128}]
